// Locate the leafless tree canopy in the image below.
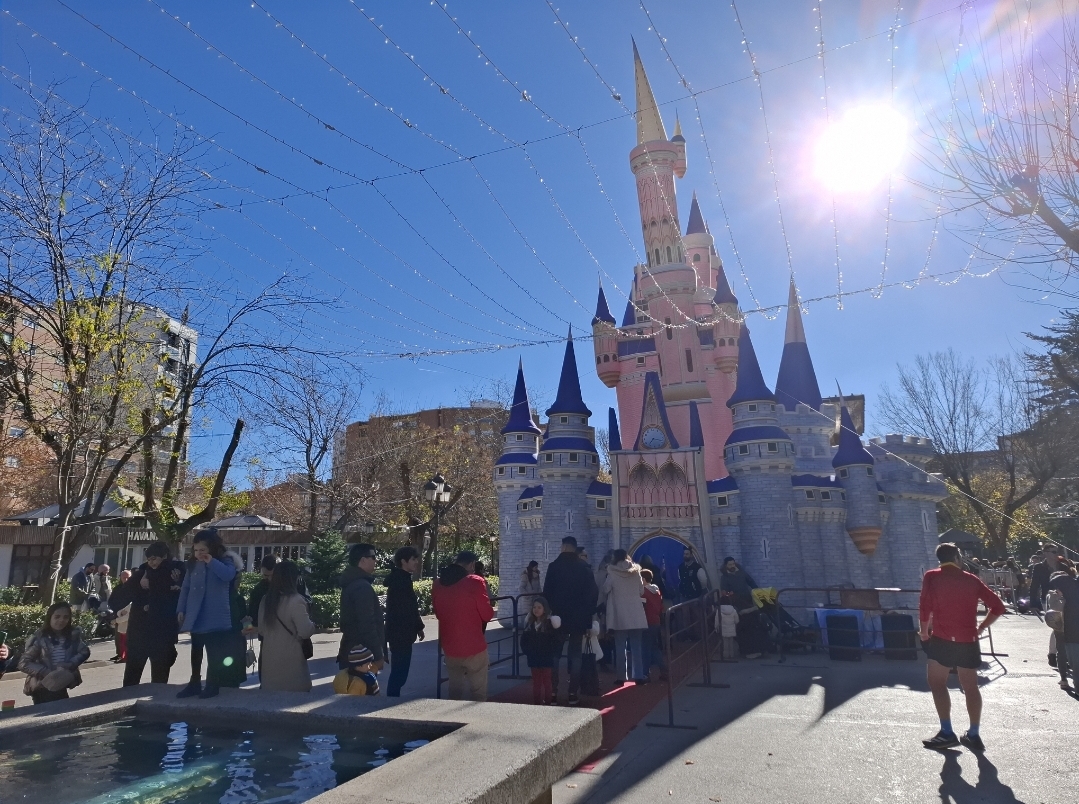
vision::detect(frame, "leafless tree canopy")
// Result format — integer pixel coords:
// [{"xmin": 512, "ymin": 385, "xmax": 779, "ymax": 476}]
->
[
  {"xmin": 879, "ymin": 349, "xmax": 1077, "ymax": 553},
  {"xmin": 921, "ymin": 7, "xmax": 1079, "ymax": 297}
]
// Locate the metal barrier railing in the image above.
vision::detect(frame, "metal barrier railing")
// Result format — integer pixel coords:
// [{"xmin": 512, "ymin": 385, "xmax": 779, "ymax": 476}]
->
[
  {"xmin": 646, "ymin": 589, "xmax": 728, "ymax": 730},
  {"xmin": 435, "ymin": 594, "xmax": 522, "ymax": 699},
  {"xmin": 771, "ymin": 587, "xmax": 1007, "ymax": 668}
]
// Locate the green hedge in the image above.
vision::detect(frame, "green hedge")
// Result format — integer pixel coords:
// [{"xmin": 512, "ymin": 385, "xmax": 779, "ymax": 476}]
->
[{"xmin": 0, "ymin": 605, "xmax": 99, "ymax": 655}]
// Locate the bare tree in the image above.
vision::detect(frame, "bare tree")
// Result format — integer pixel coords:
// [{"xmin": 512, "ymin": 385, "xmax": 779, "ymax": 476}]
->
[
  {"xmin": 921, "ymin": 10, "xmax": 1079, "ymax": 296},
  {"xmin": 246, "ymin": 360, "xmax": 361, "ymax": 532},
  {"xmin": 879, "ymin": 349, "xmax": 1075, "ymax": 554}
]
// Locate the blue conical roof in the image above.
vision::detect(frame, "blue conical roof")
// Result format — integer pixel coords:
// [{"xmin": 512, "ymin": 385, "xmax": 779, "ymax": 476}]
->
[
  {"xmin": 713, "ymin": 265, "xmax": 738, "ymax": 306},
  {"xmin": 621, "ymin": 298, "xmax": 636, "ymax": 327},
  {"xmin": 593, "ymin": 285, "xmax": 616, "ymax": 326},
  {"xmin": 727, "ymin": 325, "xmax": 776, "ymax": 407},
  {"xmin": 608, "ymin": 407, "xmax": 623, "ymax": 451},
  {"xmin": 775, "ymin": 282, "xmax": 822, "ymax": 410},
  {"xmin": 546, "ymin": 331, "xmax": 592, "ymax": 417},
  {"xmin": 832, "ymin": 406, "xmax": 874, "ymax": 467},
  {"xmin": 689, "ymin": 401, "xmax": 704, "ymax": 448},
  {"xmin": 501, "ymin": 359, "xmax": 542, "ymax": 435},
  {"xmin": 686, "ymin": 193, "xmax": 706, "ymax": 235}
]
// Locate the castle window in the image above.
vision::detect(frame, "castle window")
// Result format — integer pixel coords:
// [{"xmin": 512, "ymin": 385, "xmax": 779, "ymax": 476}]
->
[
  {"xmin": 839, "ymin": 468, "xmax": 849, "ymax": 479},
  {"xmin": 518, "ymin": 467, "xmax": 526, "ymax": 475},
  {"xmin": 497, "ymin": 467, "xmax": 505, "ymax": 476},
  {"xmin": 521, "ymin": 502, "xmax": 529, "ymax": 511},
  {"xmin": 636, "ymin": 329, "xmax": 644, "ymax": 335},
  {"xmin": 651, "ymin": 219, "xmax": 657, "ymax": 227},
  {"xmin": 655, "ymin": 248, "xmax": 661, "ymax": 264},
  {"xmin": 922, "ymin": 509, "xmax": 931, "ymax": 532},
  {"xmin": 637, "ymin": 357, "xmax": 645, "ymax": 366},
  {"xmin": 878, "ymin": 494, "xmax": 887, "ymax": 503},
  {"xmin": 840, "ymin": 492, "xmax": 846, "ymax": 500},
  {"xmin": 662, "ymin": 217, "xmax": 669, "ymax": 225},
  {"xmin": 665, "ymin": 317, "xmax": 672, "ymax": 340},
  {"xmin": 666, "ymin": 246, "xmax": 673, "ymax": 262},
  {"xmin": 715, "ymin": 495, "xmax": 728, "ymax": 507},
  {"xmin": 693, "ymin": 253, "xmax": 701, "ymax": 262},
  {"xmin": 560, "ymin": 416, "xmax": 568, "ymax": 424},
  {"xmin": 534, "ymin": 499, "xmax": 541, "ymax": 508},
  {"xmin": 805, "ymin": 490, "xmax": 815, "ymax": 500},
  {"xmin": 677, "ymin": 247, "xmax": 683, "ymax": 261},
  {"xmin": 866, "ymin": 467, "xmax": 874, "ymax": 477},
  {"xmin": 820, "ymin": 491, "xmax": 831, "ymax": 501},
  {"xmin": 767, "ymin": 442, "xmax": 778, "ymax": 452},
  {"xmin": 738, "ymin": 444, "xmax": 749, "ymax": 455},
  {"xmin": 591, "ymin": 455, "xmax": 597, "ymax": 464},
  {"xmin": 748, "ymin": 404, "xmax": 757, "ymax": 412},
  {"xmin": 569, "ymin": 452, "xmax": 579, "ymax": 462},
  {"xmin": 770, "ymin": 405, "xmax": 776, "ymax": 411},
  {"xmin": 603, "ymin": 354, "xmax": 610, "ymax": 362},
  {"xmin": 516, "ymin": 434, "xmax": 523, "ymax": 441},
  {"xmin": 597, "ymin": 356, "xmax": 602, "ymax": 364},
  {"xmin": 685, "ymin": 350, "xmax": 694, "ymax": 372},
  {"xmin": 545, "ymin": 454, "xmax": 554, "ymax": 462},
  {"xmin": 581, "ymin": 417, "xmax": 587, "ymax": 424},
  {"xmin": 596, "ymin": 499, "xmax": 606, "ymax": 510}
]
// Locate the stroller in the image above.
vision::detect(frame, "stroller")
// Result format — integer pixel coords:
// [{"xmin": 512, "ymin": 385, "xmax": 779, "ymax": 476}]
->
[{"xmin": 760, "ymin": 602, "xmax": 817, "ymax": 653}]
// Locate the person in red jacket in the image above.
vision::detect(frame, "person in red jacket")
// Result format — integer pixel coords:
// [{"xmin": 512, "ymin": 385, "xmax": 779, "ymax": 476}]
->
[
  {"xmin": 432, "ymin": 550, "xmax": 495, "ymax": 701},
  {"xmin": 640, "ymin": 568, "xmax": 666, "ymax": 677},
  {"xmin": 919, "ymin": 542, "xmax": 1005, "ymax": 752}
]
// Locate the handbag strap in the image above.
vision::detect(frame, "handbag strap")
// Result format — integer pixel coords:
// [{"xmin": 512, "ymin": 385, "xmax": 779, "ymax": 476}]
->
[{"xmin": 275, "ymin": 612, "xmax": 300, "ymax": 641}]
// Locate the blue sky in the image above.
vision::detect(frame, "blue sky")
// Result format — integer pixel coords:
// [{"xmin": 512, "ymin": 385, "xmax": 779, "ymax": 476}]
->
[{"xmin": 0, "ymin": 0, "xmax": 1061, "ymax": 473}]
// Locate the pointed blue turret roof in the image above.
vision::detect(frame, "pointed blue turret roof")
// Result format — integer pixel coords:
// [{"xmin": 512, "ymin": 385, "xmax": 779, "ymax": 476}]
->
[
  {"xmin": 775, "ymin": 282, "xmax": 823, "ymax": 411},
  {"xmin": 622, "ymin": 298, "xmax": 636, "ymax": 327},
  {"xmin": 545, "ymin": 330, "xmax": 592, "ymax": 417},
  {"xmin": 727, "ymin": 325, "xmax": 776, "ymax": 407},
  {"xmin": 608, "ymin": 407, "xmax": 623, "ymax": 451},
  {"xmin": 593, "ymin": 284, "xmax": 616, "ymax": 326},
  {"xmin": 713, "ymin": 265, "xmax": 738, "ymax": 306},
  {"xmin": 832, "ymin": 406, "xmax": 874, "ymax": 467},
  {"xmin": 686, "ymin": 193, "xmax": 706, "ymax": 235},
  {"xmin": 688, "ymin": 401, "xmax": 704, "ymax": 448},
  {"xmin": 501, "ymin": 358, "xmax": 543, "ymax": 435}
]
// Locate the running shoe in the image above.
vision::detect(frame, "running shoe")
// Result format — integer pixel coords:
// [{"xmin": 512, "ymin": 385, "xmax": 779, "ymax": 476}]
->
[
  {"xmin": 922, "ymin": 731, "xmax": 960, "ymax": 750},
  {"xmin": 567, "ymin": 694, "xmax": 580, "ymax": 706},
  {"xmin": 959, "ymin": 732, "xmax": 985, "ymax": 752}
]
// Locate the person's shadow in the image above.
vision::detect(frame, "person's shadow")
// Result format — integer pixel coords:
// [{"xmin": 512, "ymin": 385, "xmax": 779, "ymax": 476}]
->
[{"xmin": 938, "ymin": 750, "xmax": 1026, "ymax": 803}]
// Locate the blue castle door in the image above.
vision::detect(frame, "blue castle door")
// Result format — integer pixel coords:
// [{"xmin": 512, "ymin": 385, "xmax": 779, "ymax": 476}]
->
[{"xmin": 632, "ymin": 535, "xmax": 697, "ymax": 601}]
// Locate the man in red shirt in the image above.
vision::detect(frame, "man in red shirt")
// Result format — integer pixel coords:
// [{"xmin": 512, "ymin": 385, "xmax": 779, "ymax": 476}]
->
[
  {"xmin": 919, "ymin": 542, "xmax": 1005, "ymax": 751},
  {"xmin": 432, "ymin": 550, "xmax": 495, "ymax": 701}
]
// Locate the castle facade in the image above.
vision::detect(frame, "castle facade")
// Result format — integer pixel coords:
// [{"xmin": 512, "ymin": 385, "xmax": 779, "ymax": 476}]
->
[{"xmin": 495, "ymin": 45, "xmax": 947, "ymax": 606}]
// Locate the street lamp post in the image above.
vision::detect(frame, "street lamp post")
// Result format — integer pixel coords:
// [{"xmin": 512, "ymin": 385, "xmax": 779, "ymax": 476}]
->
[{"xmin": 423, "ymin": 472, "xmax": 452, "ymax": 576}]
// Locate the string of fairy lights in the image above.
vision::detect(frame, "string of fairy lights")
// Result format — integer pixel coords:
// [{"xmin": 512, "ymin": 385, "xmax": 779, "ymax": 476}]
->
[
  {"xmin": 0, "ymin": 0, "xmax": 1009, "ymax": 358},
  {"xmin": 875, "ymin": 0, "xmax": 905, "ymax": 298},
  {"xmin": 815, "ymin": 1, "xmax": 843, "ymax": 308}
]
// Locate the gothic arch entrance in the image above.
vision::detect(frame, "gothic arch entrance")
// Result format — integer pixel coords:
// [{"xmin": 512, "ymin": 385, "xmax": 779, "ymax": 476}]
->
[{"xmin": 630, "ymin": 532, "xmax": 704, "ymax": 601}]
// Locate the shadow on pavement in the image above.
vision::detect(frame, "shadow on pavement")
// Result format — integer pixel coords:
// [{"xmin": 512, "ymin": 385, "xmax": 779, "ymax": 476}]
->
[{"xmin": 938, "ymin": 750, "xmax": 1027, "ymax": 804}]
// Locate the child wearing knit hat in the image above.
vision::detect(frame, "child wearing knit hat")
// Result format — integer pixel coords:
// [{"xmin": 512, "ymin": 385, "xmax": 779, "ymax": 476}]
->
[{"xmin": 333, "ymin": 643, "xmax": 380, "ymax": 696}]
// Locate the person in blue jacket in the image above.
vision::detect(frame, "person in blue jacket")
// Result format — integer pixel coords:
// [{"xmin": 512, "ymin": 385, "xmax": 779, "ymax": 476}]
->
[{"xmin": 175, "ymin": 529, "xmax": 246, "ymax": 699}]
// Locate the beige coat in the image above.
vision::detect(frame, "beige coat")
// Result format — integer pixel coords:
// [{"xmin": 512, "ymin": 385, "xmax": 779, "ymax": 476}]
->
[
  {"xmin": 257, "ymin": 593, "xmax": 317, "ymax": 692},
  {"xmin": 602, "ymin": 560, "xmax": 648, "ymax": 631}
]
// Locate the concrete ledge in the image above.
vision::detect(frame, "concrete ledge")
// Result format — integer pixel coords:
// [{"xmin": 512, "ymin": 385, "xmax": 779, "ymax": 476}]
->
[{"xmin": 0, "ymin": 685, "xmax": 602, "ymax": 804}]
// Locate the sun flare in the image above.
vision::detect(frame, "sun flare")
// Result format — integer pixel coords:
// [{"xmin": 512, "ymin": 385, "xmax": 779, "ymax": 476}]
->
[{"xmin": 814, "ymin": 105, "xmax": 908, "ymax": 193}]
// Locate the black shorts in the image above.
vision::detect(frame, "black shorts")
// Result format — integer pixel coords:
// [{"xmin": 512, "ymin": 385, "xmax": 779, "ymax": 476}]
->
[{"xmin": 923, "ymin": 636, "xmax": 982, "ymax": 669}]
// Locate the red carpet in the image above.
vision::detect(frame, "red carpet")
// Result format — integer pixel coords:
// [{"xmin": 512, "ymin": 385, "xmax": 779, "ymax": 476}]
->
[{"xmin": 491, "ymin": 672, "xmax": 671, "ymax": 771}]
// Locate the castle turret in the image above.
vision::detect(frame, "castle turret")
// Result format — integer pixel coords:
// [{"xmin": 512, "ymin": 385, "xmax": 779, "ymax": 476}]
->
[
  {"xmin": 495, "ymin": 360, "xmax": 542, "ymax": 612},
  {"xmin": 540, "ymin": 332, "xmax": 600, "ymax": 557},
  {"xmin": 775, "ymin": 281, "xmax": 834, "ymax": 474},
  {"xmin": 833, "ymin": 404, "xmax": 883, "ymax": 556},
  {"xmin": 723, "ymin": 325, "xmax": 803, "ymax": 589},
  {"xmin": 593, "ymin": 284, "xmax": 620, "ymax": 387}
]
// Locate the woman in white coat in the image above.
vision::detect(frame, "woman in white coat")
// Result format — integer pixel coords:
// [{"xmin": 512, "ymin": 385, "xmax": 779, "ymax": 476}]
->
[
  {"xmin": 256, "ymin": 560, "xmax": 316, "ymax": 692},
  {"xmin": 601, "ymin": 549, "xmax": 649, "ymax": 683}
]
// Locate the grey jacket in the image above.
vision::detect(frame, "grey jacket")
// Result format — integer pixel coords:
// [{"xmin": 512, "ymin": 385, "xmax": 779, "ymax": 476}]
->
[
  {"xmin": 18, "ymin": 627, "xmax": 91, "ymax": 696},
  {"xmin": 338, "ymin": 566, "xmax": 385, "ymax": 663}
]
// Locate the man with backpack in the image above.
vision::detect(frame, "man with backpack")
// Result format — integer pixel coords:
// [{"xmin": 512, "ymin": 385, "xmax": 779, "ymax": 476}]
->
[
  {"xmin": 919, "ymin": 542, "xmax": 1006, "ymax": 752},
  {"xmin": 542, "ymin": 536, "xmax": 598, "ymax": 706}
]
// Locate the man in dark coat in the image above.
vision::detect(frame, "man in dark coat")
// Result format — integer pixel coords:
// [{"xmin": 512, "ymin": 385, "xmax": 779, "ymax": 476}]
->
[
  {"xmin": 384, "ymin": 545, "xmax": 425, "ymax": 697},
  {"xmin": 109, "ymin": 541, "xmax": 185, "ymax": 686},
  {"xmin": 542, "ymin": 536, "xmax": 598, "ymax": 706},
  {"xmin": 1049, "ymin": 568, "xmax": 1079, "ymax": 691},
  {"xmin": 1029, "ymin": 544, "xmax": 1064, "ymax": 610},
  {"xmin": 338, "ymin": 543, "xmax": 385, "ymax": 673},
  {"xmin": 719, "ymin": 557, "xmax": 765, "ymax": 659},
  {"xmin": 70, "ymin": 562, "xmax": 96, "ymax": 611}
]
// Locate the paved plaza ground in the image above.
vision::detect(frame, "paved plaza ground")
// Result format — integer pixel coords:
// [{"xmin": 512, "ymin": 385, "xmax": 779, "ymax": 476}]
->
[{"xmin": 2, "ymin": 612, "xmax": 1075, "ymax": 803}]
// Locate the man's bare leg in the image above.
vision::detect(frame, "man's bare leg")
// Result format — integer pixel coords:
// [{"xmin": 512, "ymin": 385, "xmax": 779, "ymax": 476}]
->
[
  {"xmin": 956, "ymin": 667, "xmax": 982, "ymax": 735},
  {"xmin": 927, "ymin": 659, "xmax": 952, "ymax": 724}
]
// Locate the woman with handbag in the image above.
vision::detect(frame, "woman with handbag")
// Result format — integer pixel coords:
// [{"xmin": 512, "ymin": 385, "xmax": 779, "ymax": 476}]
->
[
  {"xmin": 601, "ymin": 549, "xmax": 649, "ymax": 685},
  {"xmin": 18, "ymin": 601, "xmax": 91, "ymax": 705},
  {"xmin": 256, "ymin": 560, "xmax": 317, "ymax": 692}
]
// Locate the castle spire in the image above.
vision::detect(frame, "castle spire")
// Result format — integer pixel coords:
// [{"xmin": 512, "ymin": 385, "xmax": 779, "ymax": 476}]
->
[
  {"xmin": 633, "ymin": 38, "xmax": 667, "ymax": 145},
  {"xmin": 671, "ymin": 112, "xmax": 685, "ymax": 142},
  {"xmin": 502, "ymin": 358, "xmax": 542, "ymax": 435},
  {"xmin": 608, "ymin": 407, "xmax": 623, "ymax": 451},
  {"xmin": 774, "ymin": 280, "xmax": 823, "ymax": 411},
  {"xmin": 688, "ymin": 401, "xmax": 704, "ymax": 448},
  {"xmin": 546, "ymin": 329, "xmax": 592, "ymax": 416},
  {"xmin": 727, "ymin": 324, "xmax": 776, "ymax": 407},
  {"xmin": 713, "ymin": 266, "xmax": 738, "ymax": 306},
  {"xmin": 832, "ymin": 405, "xmax": 874, "ymax": 467},
  {"xmin": 593, "ymin": 283, "xmax": 616, "ymax": 326},
  {"xmin": 685, "ymin": 193, "xmax": 706, "ymax": 235}
]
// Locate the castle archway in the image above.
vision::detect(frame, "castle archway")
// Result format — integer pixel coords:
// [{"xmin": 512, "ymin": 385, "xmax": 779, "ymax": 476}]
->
[{"xmin": 630, "ymin": 531, "xmax": 705, "ymax": 601}]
